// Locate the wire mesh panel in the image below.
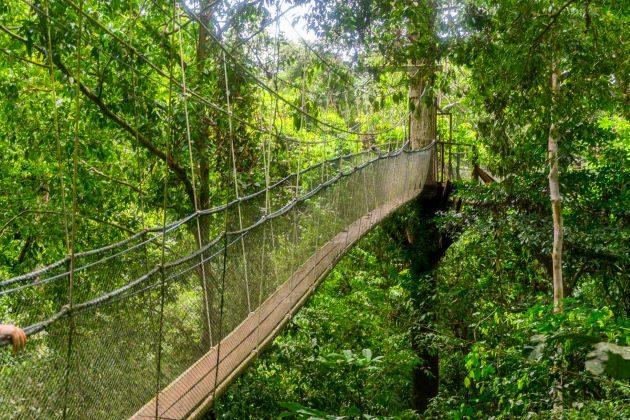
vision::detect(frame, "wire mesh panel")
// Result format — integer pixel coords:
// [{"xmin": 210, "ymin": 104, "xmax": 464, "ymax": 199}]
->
[
  {"xmin": 64, "ymin": 281, "xmax": 161, "ymax": 419},
  {"xmin": 438, "ymin": 142, "xmax": 476, "ymax": 183},
  {"xmin": 0, "ymin": 316, "xmax": 70, "ymax": 419},
  {"xmin": 1, "ymin": 145, "xmax": 435, "ymax": 419}
]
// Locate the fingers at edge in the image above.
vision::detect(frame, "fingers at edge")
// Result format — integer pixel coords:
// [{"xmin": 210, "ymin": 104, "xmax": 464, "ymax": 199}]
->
[
  {"xmin": 11, "ymin": 330, "xmax": 26, "ymax": 352},
  {"xmin": 19, "ymin": 331, "xmax": 27, "ymax": 350}
]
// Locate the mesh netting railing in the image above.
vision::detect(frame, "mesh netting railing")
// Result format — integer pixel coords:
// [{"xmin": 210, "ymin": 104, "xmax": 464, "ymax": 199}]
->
[{"xmin": 0, "ymin": 143, "xmax": 434, "ymax": 419}]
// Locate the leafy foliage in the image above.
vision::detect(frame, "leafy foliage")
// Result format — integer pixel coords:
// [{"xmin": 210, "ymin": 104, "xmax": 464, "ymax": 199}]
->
[{"xmin": 0, "ymin": 0, "xmax": 628, "ymax": 417}]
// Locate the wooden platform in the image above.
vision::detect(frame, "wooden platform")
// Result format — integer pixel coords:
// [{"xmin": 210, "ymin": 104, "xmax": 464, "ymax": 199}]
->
[{"xmin": 131, "ymin": 188, "xmax": 423, "ymax": 420}]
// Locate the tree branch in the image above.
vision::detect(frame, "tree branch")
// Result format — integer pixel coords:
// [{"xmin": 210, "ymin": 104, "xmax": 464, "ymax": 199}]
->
[
  {"xmin": 0, "ymin": 47, "xmax": 48, "ymax": 67},
  {"xmin": 531, "ymin": 0, "xmax": 578, "ymax": 52},
  {"xmin": 0, "ymin": 23, "xmax": 196, "ymax": 206},
  {"xmin": 543, "ymin": 0, "xmax": 577, "ymax": 40},
  {"xmin": 217, "ymin": 0, "xmax": 264, "ymax": 37},
  {"xmin": 0, "ymin": 210, "xmax": 30, "ymax": 237},
  {"xmin": 1, "ymin": 209, "xmax": 135, "ymax": 234},
  {"xmin": 51, "ymin": 56, "xmax": 195, "ymax": 204}
]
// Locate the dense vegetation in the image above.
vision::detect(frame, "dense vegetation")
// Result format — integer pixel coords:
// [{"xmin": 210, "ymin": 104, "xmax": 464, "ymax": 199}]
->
[
  {"xmin": 212, "ymin": 173, "xmax": 630, "ymax": 418},
  {"xmin": 1, "ymin": 0, "xmax": 628, "ymax": 418},
  {"xmin": 215, "ymin": 231, "xmax": 421, "ymax": 418}
]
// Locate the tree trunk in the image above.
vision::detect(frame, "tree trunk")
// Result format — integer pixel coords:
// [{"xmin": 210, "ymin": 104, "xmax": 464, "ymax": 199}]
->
[
  {"xmin": 409, "ymin": 62, "xmax": 437, "ymax": 184},
  {"xmin": 409, "ymin": 65, "xmax": 436, "ymax": 150},
  {"xmin": 548, "ymin": 59, "xmax": 564, "ymax": 314}
]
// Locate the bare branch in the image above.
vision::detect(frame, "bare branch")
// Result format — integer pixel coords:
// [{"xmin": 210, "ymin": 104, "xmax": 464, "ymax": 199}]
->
[{"xmin": 80, "ymin": 159, "xmax": 146, "ymax": 195}]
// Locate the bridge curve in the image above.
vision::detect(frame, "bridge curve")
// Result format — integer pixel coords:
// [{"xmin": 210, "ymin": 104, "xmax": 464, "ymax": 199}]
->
[
  {"xmin": 0, "ymin": 142, "xmax": 473, "ymax": 419},
  {"xmin": 133, "ymin": 168, "xmax": 427, "ymax": 419}
]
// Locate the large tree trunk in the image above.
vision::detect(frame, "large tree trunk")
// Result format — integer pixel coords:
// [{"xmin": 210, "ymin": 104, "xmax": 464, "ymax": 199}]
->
[
  {"xmin": 409, "ymin": 66, "xmax": 437, "ymax": 150},
  {"xmin": 409, "ymin": 62, "xmax": 437, "ymax": 184},
  {"xmin": 406, "ymin": 8, "xmax": 439, "ymax": 408},
  {"xmin": 195, "ymin": 4, "xmax": 212, "ymax": 218},
  {"xmin": 548, "ymin": 59, "xmax": 564, "ymax": 314}
]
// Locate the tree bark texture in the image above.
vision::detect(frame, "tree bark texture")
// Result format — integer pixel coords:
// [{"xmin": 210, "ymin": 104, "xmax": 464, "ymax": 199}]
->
[
  {"xmin": 409, "ymin": 64, "xmax": 437, "ymax": 183},
  {"xmin": 409, "ymin": 69, "xmax": 437, "ymax": 150},
  {"xmin": 548, "ymin": 59, "xmax": 564, "ymax": 314}
]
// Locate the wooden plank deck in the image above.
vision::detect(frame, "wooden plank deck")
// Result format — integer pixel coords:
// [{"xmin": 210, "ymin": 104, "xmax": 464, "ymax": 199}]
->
[{"xmin": 131, "ymin": 188, "xmax": 422, "ymax": 420}]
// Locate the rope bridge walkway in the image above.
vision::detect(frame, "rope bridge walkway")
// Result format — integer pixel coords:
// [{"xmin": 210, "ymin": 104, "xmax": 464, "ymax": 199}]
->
[{"xmin": 0, "ymin": 142, "xmax": 463, "ymax": 419}]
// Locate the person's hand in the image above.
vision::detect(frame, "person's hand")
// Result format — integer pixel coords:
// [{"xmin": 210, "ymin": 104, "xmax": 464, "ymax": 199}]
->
[{"xmin": 0, "ymin": 325, "xmax": 27, "ymax": 352}]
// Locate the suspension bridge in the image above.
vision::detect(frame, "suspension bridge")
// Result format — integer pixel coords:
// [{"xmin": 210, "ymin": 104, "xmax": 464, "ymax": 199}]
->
[
  {"xmin": 0, "ymin": 141, "xmax": 477, "ymax": 419},
  {"xmin": 0, "ymin": 1, "xmax": 482, "ymax": 418}
]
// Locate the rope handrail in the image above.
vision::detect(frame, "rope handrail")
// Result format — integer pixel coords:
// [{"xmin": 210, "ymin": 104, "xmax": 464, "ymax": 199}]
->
[
  {"xmin": 0, "ymin": 141, "xmax": 434, "ymax": 347},
  {"xmin": 0, "ymin": 133, "xmax": 451, "ymax": 419},
  {"xmin": 0, "ymin": 144, "xmax": 404, "ymax": 289}
]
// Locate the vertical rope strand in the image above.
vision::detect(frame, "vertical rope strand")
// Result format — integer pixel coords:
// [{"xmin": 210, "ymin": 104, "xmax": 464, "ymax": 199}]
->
[
  {"xmin": 69, "ymin": 0, "xmax": 83, "ymax": 315},
  {"xmin": 44, "ymin": 0, "xmax": 70, "ymax": 255},
  {"xmin": 62, "ymin": 1, "xmax": 83, "ymax": 416},
  {"xmin": 267, "ymin": 6, "xmax": 281, "ymax": 290},
  {"xmin": 289, "ymin": 49, "xmax": 307, "ymax": 310},
  {"xmin": 44, "ymin": 1, "xmax": 73, "ymax": 414},
  {"xmin": 314, "ymin": 70, "xmax": 333, "ymax": 249},
  {"xmin": 222, "ymin": 50, "xmax": 252, "ymax": 314},
  {"xmin": 211, "ymin": 104, "xmax": 237, "ymax": 402},
  {"xmin": 176, "ymin": 3, "xmax": 213, "ymax": 347},
  {"xmin": 211, "ymin": 229, "xmax": 229, "ymax": 404},
  {"xmin": 343, "ymin": 89, "xmax": 357, "ymax": 249},
  {"xmin": 255, "ymin": 89, "xmax": 267, "ymax": 353},
  {"xmin": 127, "ymin": 0, "xmax": 149, "ymax": 270},
  {"xmin": 154, "ymin": 2, "xmax": 178, "ymax": 416}
]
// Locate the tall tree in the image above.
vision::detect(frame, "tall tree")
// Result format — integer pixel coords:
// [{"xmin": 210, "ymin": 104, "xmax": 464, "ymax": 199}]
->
[
  {"xmin": 308, "ymin": 0, "xmax": 443, "ymax": 152},
  {"xmin": 548, "ymin": 44, "xmax": 563, "ymax": 312},
  {"xmin": 456, "ymin": 0, "xmax": 627, "ymax": 311}
]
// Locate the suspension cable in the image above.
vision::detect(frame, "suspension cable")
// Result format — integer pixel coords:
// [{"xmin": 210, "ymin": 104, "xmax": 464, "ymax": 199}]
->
[
  {"xmin": 62, "ymin": 0, "xmax": 83, "ymax": 416},
  {"xmin": 223, "ymin": 50, "xmax": 252, "ymax": 313},
  {"xmin": 44, "ymin": 0, "xmax": 70, "ymax": 258},
  {"xmin": 44, "ymin": 2, "xmax": 73, "ymax": 412},
  {"xmin": 266, "ymin": 3, "xmax": 281, "ymax": 289},
  {"xmin": 127, "ymin": 0, "xmax": 149, "ymax": 270},
  {"xmin": 154, "ymin": 1, "xmax": 178, "ymax": 414},
  {"xmin": 176, "ymin": 3, "xmax": 214, "ymax": 348}
]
